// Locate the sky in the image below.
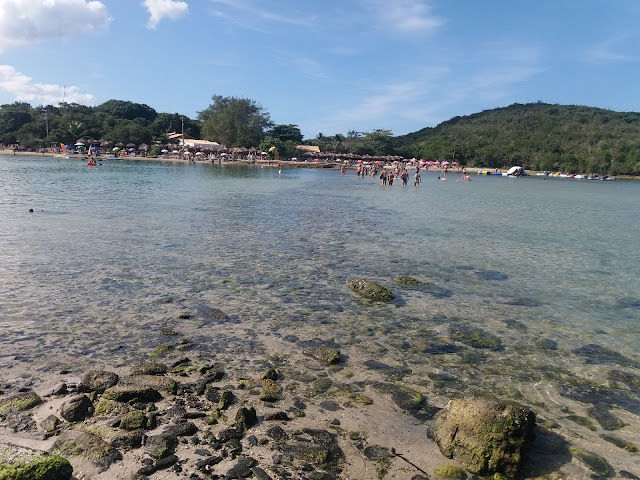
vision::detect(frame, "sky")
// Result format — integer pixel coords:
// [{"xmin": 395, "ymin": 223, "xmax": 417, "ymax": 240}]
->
[{"xmin": 1, "ymin": 0, "xmax": 639, "ymax": 140}]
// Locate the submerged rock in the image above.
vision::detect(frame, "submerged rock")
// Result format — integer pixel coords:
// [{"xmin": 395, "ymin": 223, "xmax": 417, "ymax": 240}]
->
[
  {"xmin": 370, "ymin": 382, "xmax": 439, "ymax": 420},
  {"xmin": 349, "ymin": 279, "xmax": 395, "ymax": 302},
  {"xmin": 572, "ymin": 344, "xmax": 638, "ymax": 367},
  {"xmin": 431, "ymin": 397, "xmax": 536, "ymax": 478},
  {"xmin": 559, "ymin": 382, "xmax": 640, "ymax": 415},
  {"xmin": 0, "ymin": 444, "xmax": 73, "ymax": 480},
  {"xmin": 475, "ymin": 270, "xmax": 508, "ymax": 281},
  {"xmin": 395, "ymin": 275, "xmax": 423, "ymax": 286},
  {"xmin": 303, "ymin": 346, "xmax": 341, "ymax": 365},
  {"xmin": 599, "ymin": 434, "xmax": 638, "ymax": 453},
  {"xmin": 568, "ymin": 446, "xmax": 612, "ymax": 477},
  {"xmin": 587, "ymin": 405, "xmax": 627, "ymax": 430},
  {"xmin": 449, "ymin": 324, "xmax": 502, "ymax": 350},
  {"xmin": 608, "ymin": 369, "xmax": 640, "ymax": 391}
]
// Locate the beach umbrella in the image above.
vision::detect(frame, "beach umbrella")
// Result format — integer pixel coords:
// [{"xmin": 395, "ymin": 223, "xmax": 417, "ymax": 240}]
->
[
  {"xmin": 161, "ymin": 149, "xmax": 168, "ymax": 153},
  {"xmin": 112, "ymin": 147, "xmax": 120, "ymax": 152}
]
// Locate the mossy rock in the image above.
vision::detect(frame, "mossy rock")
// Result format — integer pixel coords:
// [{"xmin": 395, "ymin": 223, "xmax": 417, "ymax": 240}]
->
[
  {"xmin": 569, "ymin": 446, "xmax": 612, "ymax": 476},
  {"xmin": 303, "ymin": 346, "xmax": 341, "ymax": 364},
  {"xmin": 235, "ymin": 407, "xmax": 258, "ymax": 430},
  {"xmin": 259, "ymin": 380, "xmax": 282, "ymax": 402},
  {"xmin": 0, "ymin": 392, "xmax": 42, "ymax": 415},
  {"xmin": 93, "ymin": 399, "xmax": 131, "ymax": 417},
  {"xmin": 274, "ymin": 429, "xmax": 341, "ymax": 468},
  {"xmin": 431, "ymin": 397, "xmax": 535, "ymax": 478},
  {"xmin": 395, "ymin": 275, "xmax": 423, "ymax": 286},
  {"xmin": 144, "ymin": 434, "xmax": 177, "ymax": 459},
  {"xmin": 130, "ymin": 362, "xmax": 168, "ymax": 376},
  {"xmin": 118, "ymin": 375, "xmax": 177, "ymax": 396},
  {"xmin": 120, "ymin": 410, "xmax": 147, "ymax": 430},
  {"xmin": 434, "ymin": 465, "xmax": 467, "ymax": 479},
  {"xmin": 0, "ymin": 444, "xmax": 73, "ymax": 480},
  {"xmin": 349, "ymin": 279, "xmax": 395, "ymax": 302},
  {"xmin": 154, "ymin": 344, "xmax": 174, "ymax": 354},
  {"xmin": 52, "ymin": 430, "xmax": 122, "ymax": 472}
]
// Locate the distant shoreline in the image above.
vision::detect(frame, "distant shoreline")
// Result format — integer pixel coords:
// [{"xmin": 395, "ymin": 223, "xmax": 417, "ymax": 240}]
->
[{"xmin": 2, "ymin": 149, "xmax": 638, "ymax": 180}]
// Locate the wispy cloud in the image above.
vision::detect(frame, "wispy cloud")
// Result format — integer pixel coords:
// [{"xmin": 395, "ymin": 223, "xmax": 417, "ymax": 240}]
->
[
  {"xmin": 319, "ymin": 41, "xmax": 542, "ymax": 134},
  {"xmin": 0, "ymin": 0, "xmax": 111, "ymax": 54},
  {"xmin": 585, "ymin": 35, "xmax": 636, "ymax": 63},
  {"xmin": 0, "ymin": 65, "xmax": 94, "ymax": 105},
  {"xmin": 142, "ymin": 0, "xmax": 189, "ymax": 29},
  {"xmin": 364, "ymin": 0, "xmax": 444, "ymax": 35},
  {"xmin": 209, "ymin": 0, "xmax": 315, "ymax": 29}
]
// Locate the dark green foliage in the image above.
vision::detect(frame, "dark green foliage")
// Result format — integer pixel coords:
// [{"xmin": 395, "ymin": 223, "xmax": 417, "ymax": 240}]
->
[
  {"xmin": 395, "ymin": 102, "xmax": 640, "ymax": 175},
  {"xmin": 198, "ymin": 95, "xmax": 273, "ymax": 147}
]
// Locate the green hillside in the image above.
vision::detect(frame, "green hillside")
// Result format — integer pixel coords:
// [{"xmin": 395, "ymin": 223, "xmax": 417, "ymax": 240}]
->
[{"xmin": 396, "ymin": 102, "xmax": 640, "ymax": 175}]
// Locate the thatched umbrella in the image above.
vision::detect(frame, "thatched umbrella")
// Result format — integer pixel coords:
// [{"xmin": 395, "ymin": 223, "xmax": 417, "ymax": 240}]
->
[
  {"xmin": 100, "ymin": 140, "xmax": 112, "ymax": 148},
  {"xmin": 138, "ymin": 144, "xmax": 149, "ymax": 151},
  {"xmin": 126, "ymin": 143, "xmax": 136, "ymax": 149},
  {"xmin": 115, "ymin": 142, "xmax": 124, "ymax": 147}
]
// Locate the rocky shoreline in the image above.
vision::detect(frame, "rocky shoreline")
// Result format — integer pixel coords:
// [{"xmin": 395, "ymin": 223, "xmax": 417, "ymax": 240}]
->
[{"xmin": 1, "ymin": 279, "xmax": 638, "ymax": 480}]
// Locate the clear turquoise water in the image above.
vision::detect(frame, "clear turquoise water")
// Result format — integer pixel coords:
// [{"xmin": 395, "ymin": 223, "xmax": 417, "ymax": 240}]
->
[{"xmin": 1, "ymin": 156, "xmax": 639, "ymax": 470}]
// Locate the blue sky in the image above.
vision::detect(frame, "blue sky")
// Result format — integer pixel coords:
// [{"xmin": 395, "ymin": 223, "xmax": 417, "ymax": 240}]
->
[{"xmin": 1, "ymin": 0, "xmax": 639, "ymax": 140}]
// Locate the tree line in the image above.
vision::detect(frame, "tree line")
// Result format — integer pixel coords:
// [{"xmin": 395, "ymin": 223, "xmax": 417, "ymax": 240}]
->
[{"xmin": 1, "ymin": 97, "xmax": 639, "ymax": 174}]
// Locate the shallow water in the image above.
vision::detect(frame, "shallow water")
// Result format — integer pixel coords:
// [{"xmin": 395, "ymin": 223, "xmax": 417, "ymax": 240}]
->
[{"xmin": 1, "ymin": 157, "xmax": 639, "ymax": 474}]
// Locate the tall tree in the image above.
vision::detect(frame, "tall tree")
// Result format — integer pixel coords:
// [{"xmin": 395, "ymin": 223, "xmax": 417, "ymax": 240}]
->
[
  {"xmin": 198, "ymin": 95, "xmax": 273, "ymax": 147},
  {"xmin": 269, "ymin": 124, "xmax": 303, "ymax": 143}
]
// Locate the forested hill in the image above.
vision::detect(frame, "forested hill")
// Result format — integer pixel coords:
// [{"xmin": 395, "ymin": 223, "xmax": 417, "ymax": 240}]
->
[{"xmin": 396, "ymin": 102, "xmax": 640, "ymax": 175}]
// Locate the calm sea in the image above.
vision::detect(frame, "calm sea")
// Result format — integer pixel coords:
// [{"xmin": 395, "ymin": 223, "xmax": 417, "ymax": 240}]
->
[{"xmin": 1, "ymin": 156, "xmax": 639, "ymax": 470}]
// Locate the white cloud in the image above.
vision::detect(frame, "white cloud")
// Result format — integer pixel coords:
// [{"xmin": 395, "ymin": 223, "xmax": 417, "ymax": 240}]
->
[
  {"xmin": 0, "ymin": 0, "xmax": 110, "ymax": 53},
  {"xmin": 0, "ymin": 66, "xmax": 94, "ymax": 105},
  {"xmin": 365, "ymin": 0, "xmax": 443, "ymax": 35},
  {"xmin": 143, "ymin": 0, "xmax": 189, "ymax": 29}
]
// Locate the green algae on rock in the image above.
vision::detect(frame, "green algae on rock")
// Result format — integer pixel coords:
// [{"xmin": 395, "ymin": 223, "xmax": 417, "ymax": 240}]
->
[
  {"xmin": 395, "ymin": 275, "xmax": 424, "ymax": 286},
  {"xmin": 349, "ymin": 279, "xmax": 395, "ymax": 302},
  {"xmin": 120, "ymin": 410, "xmax": 147, "ymax": 430},
  {"xmin": 568, "ymin": 446, "xmax": 612, "ymax": 476},
  {"xmin": 0, "ymin": 444, "xmax": 72, "ymax": 480},
  {"xmin": 431, "ymin": 397, "xmax": 535, "ymax": 478},
  {"xmin": 52, "ymin": 430, "xmax": 122, "ymax": 472},
  {"xmin": 434, "ymin": 465, "xmax": 467, "ymax": 479},
  {"xmin": 303, "ymin": 346, "xmax": 341, "ymax": 364},
  {"xmin": 0, "ymin": 392, "xmax": 42, "ymax": 415},
  {"xmin": 599, "ymin": 434, "xmax": 638, "ymax": 453}
]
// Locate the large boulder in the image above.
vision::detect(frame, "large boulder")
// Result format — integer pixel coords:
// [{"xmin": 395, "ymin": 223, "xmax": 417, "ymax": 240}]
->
[
  {"xmin": 431, "ymin": 397, "xmax": 535, "ymax": 478},
  {"xmin": 60, "ymin": 395, "xmax": 94, "ymax": 423},
  {"xmin": 349, "ymin": 279, "xmax": 394, "ymax": 302}
]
